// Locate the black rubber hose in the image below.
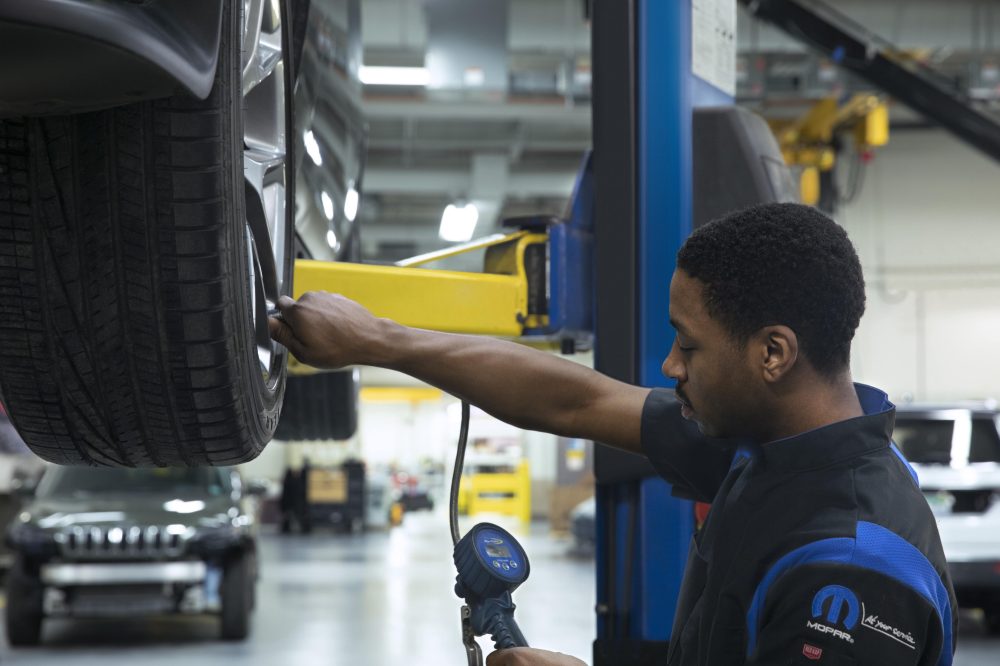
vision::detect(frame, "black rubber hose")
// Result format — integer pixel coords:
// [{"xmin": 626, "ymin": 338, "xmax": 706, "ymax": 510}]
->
[{"xmin": 450, "ymin": 401, "xmax": 471, "ymax": 546}]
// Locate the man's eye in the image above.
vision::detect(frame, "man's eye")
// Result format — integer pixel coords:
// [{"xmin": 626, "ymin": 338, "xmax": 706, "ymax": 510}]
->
[{"xmin": 677, "ymin": 343, "xmax": 694, "ymax": 352}]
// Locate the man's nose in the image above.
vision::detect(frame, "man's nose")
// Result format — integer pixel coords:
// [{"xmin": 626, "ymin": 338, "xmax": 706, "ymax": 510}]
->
[{"xmin": 661, "ymin": 343, "xmax": 685, "ymax": 382}]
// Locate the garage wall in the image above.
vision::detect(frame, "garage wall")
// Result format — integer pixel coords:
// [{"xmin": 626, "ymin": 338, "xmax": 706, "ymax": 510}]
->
[{"xmin": 839, "ymin": 128, "xmax": 1000, "ymax": 403}]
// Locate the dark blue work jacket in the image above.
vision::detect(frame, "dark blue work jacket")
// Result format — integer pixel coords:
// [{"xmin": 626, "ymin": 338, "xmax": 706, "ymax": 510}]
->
[{"xmin": 641, "ymin": 384, "xmax": 957, "ymax": 665}]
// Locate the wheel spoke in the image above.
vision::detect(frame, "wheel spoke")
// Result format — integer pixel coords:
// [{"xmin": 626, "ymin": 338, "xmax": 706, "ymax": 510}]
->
[
  {"xmin": 243, "ymin": 0, "xmax": 283, "ymax": 97},
  {"xmin": 244, "ymin": 149, "xmax": 284, "ymax": 197},
  {"xmin": 244, "ymin": 31, "xmax": 283, "ymax": 97},
  {"xmin": 251, "ymin": 243, "xmax": 274, "ymax": 372},
  {"xmin": 246, "ymin": 227, "xmax": 273, "ymax": 374},
  {"xmin": 244, "ymin": 181, "xmax": 279, "ymax": 304},
  {"xmin": 244, "ymin": 149, "xmax": 287, "ymax": 294},
  {"xmin": 242, "ymin": 0, "xmax": 286, "ymax": 384}
]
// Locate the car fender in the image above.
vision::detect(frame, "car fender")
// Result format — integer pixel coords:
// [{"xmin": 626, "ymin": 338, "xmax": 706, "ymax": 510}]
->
[{"xmin": 0, "ymin": 0, "xmax": 224, "ymax": 116}]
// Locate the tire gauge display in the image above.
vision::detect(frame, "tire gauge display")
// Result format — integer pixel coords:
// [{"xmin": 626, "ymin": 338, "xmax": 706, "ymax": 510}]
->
[{"xmin": 454, "ymin": 523, "xmax": 530, "ymax": 600}]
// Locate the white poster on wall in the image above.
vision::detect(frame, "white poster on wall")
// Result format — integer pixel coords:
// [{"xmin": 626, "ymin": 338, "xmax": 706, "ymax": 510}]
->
[{"xmin": 692, "ymin": 0, "xmax": 737, "ymax": 96}]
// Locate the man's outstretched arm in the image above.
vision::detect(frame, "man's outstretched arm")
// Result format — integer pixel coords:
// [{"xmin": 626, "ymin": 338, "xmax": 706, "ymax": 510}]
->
[{"xmin": 268, "ymin": 292, "xmax": 651, "ymax": 454}]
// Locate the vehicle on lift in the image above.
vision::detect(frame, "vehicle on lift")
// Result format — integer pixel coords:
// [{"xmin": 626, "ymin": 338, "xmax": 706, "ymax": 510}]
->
[
  {"xmin": 893, "ymin": 404, "xmax": 1000, "ymax": 633},
  {"xmin": 4, "ymin": 466, "xmax": 263, "ymax": 645},
  {"xmin": 0, "ymin": 0, "xmax": 316, "ymax": 467}
]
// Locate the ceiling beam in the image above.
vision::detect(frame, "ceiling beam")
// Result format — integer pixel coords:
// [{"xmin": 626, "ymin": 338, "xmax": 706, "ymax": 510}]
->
[{"xmin": 364, "ymin": 167, "xmax": 577, "ymax": 197}]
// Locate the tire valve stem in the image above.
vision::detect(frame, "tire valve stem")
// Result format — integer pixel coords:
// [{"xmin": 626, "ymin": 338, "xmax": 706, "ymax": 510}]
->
[{"xmin": 267, "ymin": 307, "xmax": 284, "ymax": 322}]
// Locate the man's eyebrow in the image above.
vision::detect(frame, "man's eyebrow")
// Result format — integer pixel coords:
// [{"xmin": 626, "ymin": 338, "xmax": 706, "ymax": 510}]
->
[{"xmin": 669, "ymin": 317, "xmax": 689, "ymax": 335}]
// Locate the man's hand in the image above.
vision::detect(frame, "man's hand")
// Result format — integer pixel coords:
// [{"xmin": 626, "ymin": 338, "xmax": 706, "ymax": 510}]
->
[
  {"xmin": 486, "ymin": 648, "xmax": 587, "ymax": 666},
  {"xmin": 268, "ymin": 292, "xmax": 393, "ymax": 369}
]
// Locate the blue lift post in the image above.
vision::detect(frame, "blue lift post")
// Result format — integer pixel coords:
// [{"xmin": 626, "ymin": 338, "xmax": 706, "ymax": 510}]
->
[{"xmin": 592, "ymin": 1, "xmax": 733, "ymax": 663}]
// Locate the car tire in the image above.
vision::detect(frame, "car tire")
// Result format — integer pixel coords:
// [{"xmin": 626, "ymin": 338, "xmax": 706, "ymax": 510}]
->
[
  {"xmin": 5, "ymin": 556, "xmax": 43, "ymax": 647},
  {"xmin": 220, "ymin": 552, "xmax": 253, "ymax": 641},
  {"xmin": 0, "ymin": 0, "xmax": 294, "ymax": 466},
  {"xmin": 248, "ymin": 549, "xmax": 259, "ymax": 612}
]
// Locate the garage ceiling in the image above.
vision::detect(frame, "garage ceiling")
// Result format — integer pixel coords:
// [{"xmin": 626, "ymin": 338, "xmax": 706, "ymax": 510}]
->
[{"xmin": 300, "ymin": 0, "xmax": 1000, "ymax": 267}]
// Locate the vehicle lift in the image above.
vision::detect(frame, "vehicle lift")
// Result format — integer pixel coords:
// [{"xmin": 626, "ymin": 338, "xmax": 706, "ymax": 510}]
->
[{"xmin": 287, "ymin": 1, "xmax": 776, "ymax": 663}]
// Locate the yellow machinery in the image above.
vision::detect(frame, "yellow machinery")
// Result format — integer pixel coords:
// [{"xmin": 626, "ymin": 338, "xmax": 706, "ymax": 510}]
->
[
  {"xmin": 457, "ymin": 460, "xmax": 532, "ymax": 525},
  {"xmin": 291, "ymin": 230, "xmax": 548, "ymax": 341},
  {"xmin": 287, "ymin": 229, "xmax": 554, "ymax": 376},
  {"xmin": 768, "ymin": 94, "xmax": 889, "ymax": 206}
]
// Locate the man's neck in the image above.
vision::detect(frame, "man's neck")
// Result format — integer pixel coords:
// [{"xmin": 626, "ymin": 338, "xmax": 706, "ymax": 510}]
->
[{"xmin": 760, "ymin": 375, "xmax": 864, "ymax": 443}]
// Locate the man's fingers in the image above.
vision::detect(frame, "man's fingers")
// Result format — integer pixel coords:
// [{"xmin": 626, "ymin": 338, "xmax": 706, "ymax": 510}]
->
[
  {"xmin": 485, "ymin": 649, "xmax": 585, "ymax": 666},
  {"xmin": 276, "ymin": 295, "xmax": 298, "ymax": 319},
  {"xmin": 486, "ymin": 649, "xmax": 526, "ymax": 666},
  {"xmin": 485, "ymin": 651, "xmax": 506, "ymax": 666},
  {"xmin": 268, "ymin": 317, "xmax": 304, "ymax": 359}
]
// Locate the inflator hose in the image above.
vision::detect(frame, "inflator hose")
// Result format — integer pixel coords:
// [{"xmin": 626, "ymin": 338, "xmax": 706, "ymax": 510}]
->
[{"xmin": 450, "ymin": 401, "xmax": 471, "ymax": 546}]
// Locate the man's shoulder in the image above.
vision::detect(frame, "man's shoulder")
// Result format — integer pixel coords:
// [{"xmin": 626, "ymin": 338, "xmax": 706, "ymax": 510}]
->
[
  {"xmin": 852, "ymin": 446, "xmax": 948, "ymax": 570},
  {"xmin": 742, "ymin": 448, "xmax": 950, "ymax": 608}
]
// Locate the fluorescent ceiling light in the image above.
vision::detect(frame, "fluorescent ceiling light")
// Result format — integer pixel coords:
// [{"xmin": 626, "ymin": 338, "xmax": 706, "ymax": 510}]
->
[
  {"xmin": 304, "ymin": 130, "xmax": 322, "ymax": 166},
  {"xmin": 320, "ymin": 191, "xmax": 335, "ymax": 220},
  {"xmin": 359, "ymin": 65, "xmax": 430, "ymax": 86},
  {"xmin": 326, "ymin": 229, "xmax": 339, "ymax": 249},
  {"xmin": 439, "ymin": 203, "xmax": 479, "ymax": 242},
  {"xmin": 344, "ymin": 185, "xmax": 359, "ymax": 222}
]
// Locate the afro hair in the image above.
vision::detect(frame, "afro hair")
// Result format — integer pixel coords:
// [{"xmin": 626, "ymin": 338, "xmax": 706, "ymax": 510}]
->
[{"xmin": 676, "ymin": 203, "xmax": 866, "ymax": 377}]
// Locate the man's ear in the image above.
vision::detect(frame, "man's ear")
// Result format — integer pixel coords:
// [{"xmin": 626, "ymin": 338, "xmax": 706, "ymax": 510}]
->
[{"xmin": 753, "ymin": 325, "xmax": 798, "ymax": 383}]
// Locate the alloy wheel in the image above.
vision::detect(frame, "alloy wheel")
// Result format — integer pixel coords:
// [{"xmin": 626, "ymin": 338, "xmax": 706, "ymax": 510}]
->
[{"xmin": 242, "ymin": 0, "xmax": 288, "ymax": 384}]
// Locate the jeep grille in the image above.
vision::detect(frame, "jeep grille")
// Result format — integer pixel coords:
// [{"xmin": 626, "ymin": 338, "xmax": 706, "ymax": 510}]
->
[{"xmin": 54, "ymin": 526, "xmax": 187, "ymax": 560}]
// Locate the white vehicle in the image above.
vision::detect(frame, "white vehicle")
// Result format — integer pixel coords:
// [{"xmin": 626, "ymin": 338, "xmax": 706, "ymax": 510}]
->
[{"xmin": 893, "ymin": 404, "xmax": 1000, "ymax": 634}]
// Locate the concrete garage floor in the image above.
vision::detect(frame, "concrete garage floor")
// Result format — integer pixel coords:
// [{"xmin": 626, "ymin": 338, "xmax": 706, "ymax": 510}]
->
[
  {"xmin": 0, "ymin": 513, "xmax": 593, "ymax": 665},
  {"xmin": 1, "ymin": 513, "xmax": 997, "ymax": 665}
]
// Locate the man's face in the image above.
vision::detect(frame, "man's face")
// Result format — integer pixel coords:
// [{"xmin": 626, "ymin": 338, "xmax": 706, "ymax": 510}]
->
[{"xmin": 661, "ymin": 269, "xmax": 759, "ymax": 439}]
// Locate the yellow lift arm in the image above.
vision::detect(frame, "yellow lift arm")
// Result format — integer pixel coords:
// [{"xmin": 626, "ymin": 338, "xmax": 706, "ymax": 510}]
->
[{"xmin": 288, "ymin": 230, "xmax": 550, "ymax": 373}]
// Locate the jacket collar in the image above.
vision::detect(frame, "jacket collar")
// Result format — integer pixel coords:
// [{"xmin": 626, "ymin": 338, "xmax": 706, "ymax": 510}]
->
[{"xmin": 755, "ymin": 383, "xmax": 895, "ymax": 472}]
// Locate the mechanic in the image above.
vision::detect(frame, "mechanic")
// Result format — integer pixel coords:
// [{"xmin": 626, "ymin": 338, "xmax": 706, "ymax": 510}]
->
[{"xmin": 269, "ymin": 203, "xmax": 957, "ymax": 666}]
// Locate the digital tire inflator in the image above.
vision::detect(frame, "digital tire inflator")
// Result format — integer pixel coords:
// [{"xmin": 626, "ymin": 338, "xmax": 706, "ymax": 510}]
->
[{"xmin": 450, "ymin": 401, "xmax": 530, "ymax": 665}]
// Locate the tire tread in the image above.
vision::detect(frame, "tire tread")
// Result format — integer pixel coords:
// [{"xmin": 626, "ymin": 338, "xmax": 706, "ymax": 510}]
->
[{"xmin": 0, "ymin": 1, "xmax": 287, "ymax": 466}]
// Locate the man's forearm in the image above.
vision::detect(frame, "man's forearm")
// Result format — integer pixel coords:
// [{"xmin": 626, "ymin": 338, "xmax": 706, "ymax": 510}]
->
[
  {"xmin": 269, "ymin": 292, "xmax": 649, "ymax": 454},
  {"xmin": 377, "ymin": 322, "xmax": 646, "ymax": 453}
]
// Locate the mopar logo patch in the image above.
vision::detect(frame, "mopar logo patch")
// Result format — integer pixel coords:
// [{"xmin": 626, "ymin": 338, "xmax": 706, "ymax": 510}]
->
[
  {"xmin": 805, "ymin": 585, "xmax": 859, "ymax": 645},
  {"xmin": 812, "ymin": 585, "xmax": 860, "ymax": 630}
]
